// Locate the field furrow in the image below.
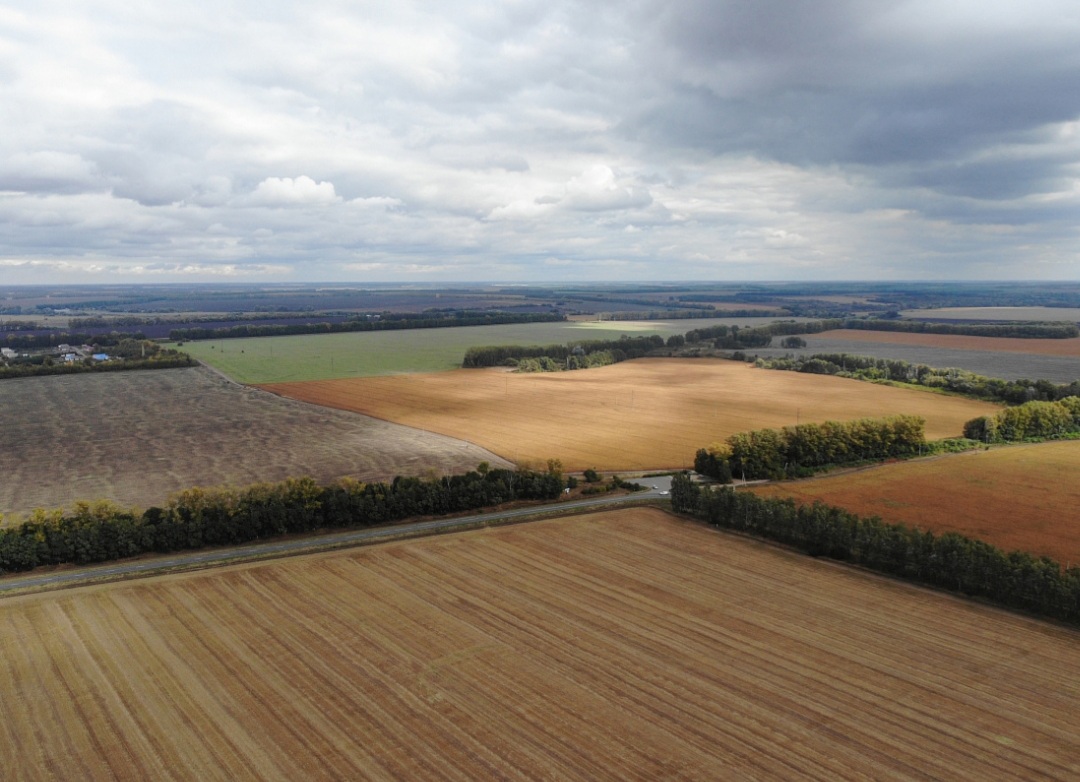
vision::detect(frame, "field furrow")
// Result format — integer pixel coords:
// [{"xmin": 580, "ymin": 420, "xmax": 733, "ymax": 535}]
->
[{"xmin": 1, "ymin": 508, "xmax": 1077, "ymax": 780}]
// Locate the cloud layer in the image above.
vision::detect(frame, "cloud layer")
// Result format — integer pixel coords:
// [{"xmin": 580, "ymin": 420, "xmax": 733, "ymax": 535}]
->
[{"xmin": 1, "ymin": 0, "xmax": 1078, "ymax": 282}]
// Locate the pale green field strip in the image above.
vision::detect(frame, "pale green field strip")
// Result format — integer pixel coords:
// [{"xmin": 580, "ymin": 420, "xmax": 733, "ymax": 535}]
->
[{"xmin": 171, "ymin": 317, "xmax": 789, "ymax": 383}]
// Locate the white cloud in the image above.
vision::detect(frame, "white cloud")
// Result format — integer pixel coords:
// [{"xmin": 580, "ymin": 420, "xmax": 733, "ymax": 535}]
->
[
  {"xmin": 0, "ymin": 150, "xmax": 95, "ymax": 179},
  {"xmin": 250, "ymin": 176, "xmax": 341, "ymax": 206},
  {"xmin": 561, "ymin": 165, "xmax": 653, "ymax": 212},
  {"xmin": 0, "ymin": 0, "xmax": 1075, "ymax": 281}
]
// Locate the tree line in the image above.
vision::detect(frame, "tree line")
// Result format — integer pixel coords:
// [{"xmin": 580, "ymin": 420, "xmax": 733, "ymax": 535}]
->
[
  {"xmin": 755, "ymin": 353, "xmax": 1080, "ymax": 405},
  {"xmin": 0, "ymin": 320, "xmax": 42, "ymax": 331},
  {"xmin": 2, "ymin": 330, "xmax": 150, "ymax": 349},
  {"xmin": 169, "ymin": 311, "xmax": 565, "ymax": 341},
  {"xmin": 682, "ymin": 318, "xmax": 1078, "ymax": 347},
  {"xmin": 670, "ymin": 475, "xmax": 1080, "ymax": 626},
  {"xmin": 514, "ymin": 350, "xmax": 623, "ymax": 373},
  {"xmin": 963, "ymin": 397, "xmax": 1080, "ymax": 443},
  {"xmin": 0, "ymin": 465, "xmax": 565, "ymax": 574},
  {"xmin": 683, "ymin": 323, "xmax": 777, "ymax": 348},
  {"xmin": 837, "ymin": 319, "xmax": 1079, "ymax": 339},
  {"xmin": 695, "ymin": 415, "xmax": 927, "ymax": 482},
  {"xmin": 69, "ymin": 312, "xmax": 359, "ymax": 329},
  {"xmin": 462, "ymin": 335, "xmax": 665, "ymax": 368},
  {"xmin": 598, "ymin": 308, "xmax": 780, "ymax": 320}
]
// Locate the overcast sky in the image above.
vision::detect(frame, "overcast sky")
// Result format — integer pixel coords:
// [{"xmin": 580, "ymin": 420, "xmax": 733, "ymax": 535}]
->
[{"xmin": 2, "ymin": 1, "xmax": 1079, "ymax": 283}]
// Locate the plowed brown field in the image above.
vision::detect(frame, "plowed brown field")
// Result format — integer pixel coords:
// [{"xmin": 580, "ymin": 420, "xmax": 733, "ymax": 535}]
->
[
  {"xmin": 2, "ymin": 508, "xmax": 1077, "ymax": 780},
  {"xmin": 0, "ymin": 367, "xmax": 510, "ymax": 518},
  {"xmin": 753, "ymin": 441, "xmax": 1080, "ymax": 564},
  {"xmin": 816, "ymin": 329, "xmax": 1080, "ymax": 357},
  {"xmin": 260, "ymin": 359, "xmax": 1000, "ymax": 471}
]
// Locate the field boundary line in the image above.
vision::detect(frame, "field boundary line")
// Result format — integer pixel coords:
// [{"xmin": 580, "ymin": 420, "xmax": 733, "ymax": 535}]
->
[{"xmin": 0, "ymin": 495, "xmax": 670, "ymax": 597}]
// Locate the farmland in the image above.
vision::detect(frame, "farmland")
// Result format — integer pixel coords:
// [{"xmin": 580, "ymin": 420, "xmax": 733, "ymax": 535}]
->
[
  {"xmin": 753, "ymin": 441, "xmax": 1080, "ymax": 565},
  {"xmin": 901, "ymin": 306, "xmax": 1080, "ymax": 322},
  {"xmin": 172, "ymin": 317, "xmax": 792, "ymax": 384},
  {"xmin": 0, "ymin": 367, "xmax": 508, "ymax": 519},
  {"xmin": 1, "ymin": 507, "xmax": 1076, "ymax": 780},
  {"xmin": 755, "ymin": 329, "xmax": 1080, "ymax": 383},
  {"xmin": 809, "ymin": 328, "xmax": 1080, "ymax": 357},
  {"xmin": 260, "ymin": 359, "xmax": 1001, "ymax": 472}
]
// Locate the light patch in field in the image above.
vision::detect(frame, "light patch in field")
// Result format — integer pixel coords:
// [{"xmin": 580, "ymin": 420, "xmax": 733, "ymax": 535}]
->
[
  {"xmin": 1, "ymin": 508, "xmax": 1076, "ymax": 780},
  {"xmin": 260, "ymin": 358, "xmax": 1000, "ymax": 472},
  {"xmin": 753, "ymin": 441, "xmax": 1080, "ymax": 564},
  {"xmin": 569, "ymin": 320, "xmax": 687, "ymax": 332}
]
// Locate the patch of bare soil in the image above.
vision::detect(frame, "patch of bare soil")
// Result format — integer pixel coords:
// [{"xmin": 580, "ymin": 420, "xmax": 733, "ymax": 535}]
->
[{"xmin": 0, "ymin": 366, "xmax": 509, "ymax": 518}]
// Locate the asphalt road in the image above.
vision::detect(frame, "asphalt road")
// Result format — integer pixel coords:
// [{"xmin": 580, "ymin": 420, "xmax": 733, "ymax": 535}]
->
[{"xmin": 0, "ymin": 476, "xmax": 674, "ymax": 595}]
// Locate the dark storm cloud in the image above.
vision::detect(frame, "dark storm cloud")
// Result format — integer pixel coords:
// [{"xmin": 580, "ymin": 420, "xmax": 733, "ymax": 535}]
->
[{"xmin": 625, "ymin": 0, "xmax": 1080, "ymax": 199}]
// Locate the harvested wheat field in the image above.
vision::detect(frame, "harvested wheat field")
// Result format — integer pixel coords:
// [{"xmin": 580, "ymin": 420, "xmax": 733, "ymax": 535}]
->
[
  {"xmin": 0, "ymin": 367, "xmax": 509, "ymax": 519},
  {"xmin": 260, "ymin": 359, "xmax": 1000, "ymax": 471},
  {"xmin": 2, "ymin": 508, "xmax": 1077, "ymax": 780},
  {"xmin": 814, "ymin": 329, "xmax": 1080, "ymax": 357},
  {"xmin": 753, "ymin": 440, "xmax": 1080, "ymax": 565}
]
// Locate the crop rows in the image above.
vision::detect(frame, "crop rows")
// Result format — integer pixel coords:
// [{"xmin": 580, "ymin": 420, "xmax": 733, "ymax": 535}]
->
[{"xmin": 1, "ymin": 509, "xmax": 1076, "ymax": 779}]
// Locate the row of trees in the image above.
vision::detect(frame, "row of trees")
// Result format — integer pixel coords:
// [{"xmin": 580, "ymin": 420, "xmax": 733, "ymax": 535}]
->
[
  {"xmin": 838, "ymin": 319, "xmax": 1079, "ymax": 339},
  {"xmin": 681, "ymin": 317, "xmax": 1078, "ymax": 348},
  {"xmin": 670, "ymin": 476, "xmax": 1080, "ymax": 625},
  {"xmin": 70, "ymin": 312, "xmax": 361, "ymax": 329},
  {"xmin": 597, "ymin": 308, "xmax": 779, "ymax": 320},
  {"xmin": 515, "ymin": 350, "xmax": 621, "ymax": 372},
  {"xmin": 963, "ymin": 397, "xmax": 1080, "ymax": 443},
  {"xmin": 0, "ymin": 320, "xmax": 42, "ymax": 331},
  {"xmin": 0, "ymin": 465, "xmax": 566, "ymax": 574},
  {"xmin": 683, "ymin": 323, "xmax": 777, "ymax": 348},
  {"xmin": 2, "ymin": 330, "xmax": 149, "ymax": 350},
  {"xmin": 755, "ymin": 353, "xmax": 1080, "ymax": 405},
  {"xmin": 169, "ymin": 311, "xmax": 565, "ymax": 341},
  {"xmin": 697, "ymin": 416, "xmax": 927, "ymax": 481},
  {"xmin": 462, "ymin": 335, "xmax": 665, "ymax": 368}
]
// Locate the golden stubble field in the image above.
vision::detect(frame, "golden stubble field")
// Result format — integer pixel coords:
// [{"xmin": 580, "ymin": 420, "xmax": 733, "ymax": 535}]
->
[
  {"xmin": 753, "ymin": 440, "xmax": 1080, "ymax": 565},
  {"xmin": 260, "ymin": 359, "xmax": 1001, "ymax": 471},
  {"xmin": 1, "ymin": 508, "xmax": 1077, "ymax": 780}
]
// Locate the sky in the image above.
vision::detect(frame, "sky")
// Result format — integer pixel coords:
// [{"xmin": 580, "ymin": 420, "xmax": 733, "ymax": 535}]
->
[{"xmin": 1, "ymin": 0, "xmax": 1079, "ymax": 284}]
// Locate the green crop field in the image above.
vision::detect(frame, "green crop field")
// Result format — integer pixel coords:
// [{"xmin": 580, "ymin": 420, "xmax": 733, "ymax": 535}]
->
[{"xmin": 172, "ymin": 317, "xmax": 787, "ymax": 383}]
